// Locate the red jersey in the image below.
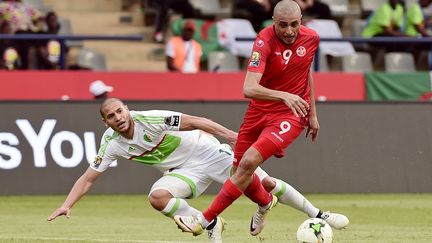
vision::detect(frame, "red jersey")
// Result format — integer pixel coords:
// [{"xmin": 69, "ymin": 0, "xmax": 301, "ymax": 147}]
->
[{"xmin": 247, "ymin": 25, "xmax": 319, "ymax": 113}]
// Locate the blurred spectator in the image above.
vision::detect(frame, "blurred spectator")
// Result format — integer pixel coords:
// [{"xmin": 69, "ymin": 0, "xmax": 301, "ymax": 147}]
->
[
  {"xmin": 89, "ymin": 80, "xmax": 114, "ymax": 100},
  {"xmin": 405, "ymin": 0, "xmax": 431, "ymax": 37},
  {"xmin": 294, "ymin": 0, "xmax": 332, "ymax": 19},
  {"xmin": 0, "ymin": 20, "xmax": 22, "ymax": 70},
  {"xmin": 0, "ymin": 0, "xmax": 43, "ymax": 33},
  {"xmin": 362, "ymin": 0, "xmax": 406, "ymax": 38},
  {"xmin": 405, "ymin": 0, "xmax": 432, "ymax": 69},
  {"xmin": 361, "ymin": 0, "xmax": 408, "ymax": 54},
  {"xmin": 150, "ymin": 0, "xmax": 201, "ymax": 43},
  {"xmin": 232, "ymin": 0, "xmax": 276, "ymax": 32},
  {"xmin": 34, "ymin": 11, "xmax": 61, "ymax": 70},
  {"xmin": 0, "ymin": 0, "xmax": 45, "ymax": 69},
  {"xmin": 165, "ymin": 20, "xmax": 202, "ymax": 73}
]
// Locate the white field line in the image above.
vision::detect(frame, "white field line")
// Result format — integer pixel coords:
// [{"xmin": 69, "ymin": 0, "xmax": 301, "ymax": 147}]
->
[{"xmin": 0, "ymin": 236, "xmax": 192, "ymax": 243}]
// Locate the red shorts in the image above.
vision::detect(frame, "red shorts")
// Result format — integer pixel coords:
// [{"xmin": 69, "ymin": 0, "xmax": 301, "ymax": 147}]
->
[{"xmin": 233, "ymin": 107, "xmax": 307, "ymax": 167}]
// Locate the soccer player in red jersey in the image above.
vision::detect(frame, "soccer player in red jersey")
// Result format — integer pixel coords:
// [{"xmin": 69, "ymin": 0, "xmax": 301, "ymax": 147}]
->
[{"xmin": 175, "ymin": 0, "xmax": 349, "ymax": 237}]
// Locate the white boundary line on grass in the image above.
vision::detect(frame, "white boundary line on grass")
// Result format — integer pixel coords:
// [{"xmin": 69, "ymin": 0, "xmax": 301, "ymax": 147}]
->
[{"xmin": 0, "ymin": 236, "xmax": 191, "ymax": 243}]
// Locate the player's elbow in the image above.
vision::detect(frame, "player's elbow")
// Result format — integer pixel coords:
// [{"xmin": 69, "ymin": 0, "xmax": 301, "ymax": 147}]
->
[{"xmin": 243, "ymin": 86, "xmax": 255, "ymax": 98}]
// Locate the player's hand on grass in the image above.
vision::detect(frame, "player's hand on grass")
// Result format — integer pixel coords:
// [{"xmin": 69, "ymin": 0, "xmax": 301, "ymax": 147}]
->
[
  {"xmin": 47, "ymin": 207, "xmax": 71, "ymax": 221},
  {"xmin": 306, "ymin": 115, "xmax": 319, "ymax": 142},
  {"xmin": 282, "ymin": 93, "xmax": 309, "ymax": 117}
]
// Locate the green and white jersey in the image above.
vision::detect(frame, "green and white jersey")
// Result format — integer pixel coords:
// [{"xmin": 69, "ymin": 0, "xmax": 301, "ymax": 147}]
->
[
  {"xmin": 91, "ymin": 110, "xmax": 200, "ymax": 173},
  {"xmin": 405, "ymin": 3, "xmax": 424, "ymax": 36}
]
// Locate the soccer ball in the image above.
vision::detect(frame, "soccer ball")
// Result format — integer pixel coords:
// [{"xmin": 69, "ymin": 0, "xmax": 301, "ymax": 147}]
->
[{"xmin": 296, "ymin": 218, "xmax": 333, "ymax": 243}]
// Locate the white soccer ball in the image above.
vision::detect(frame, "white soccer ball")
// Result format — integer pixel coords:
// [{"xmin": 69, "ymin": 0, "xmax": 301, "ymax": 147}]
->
[{"xmin": 296, "ymin": 218, "xmax": 333, "ymax": 243}]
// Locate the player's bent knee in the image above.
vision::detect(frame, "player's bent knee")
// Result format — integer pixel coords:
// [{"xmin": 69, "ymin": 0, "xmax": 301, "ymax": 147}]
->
[
  {"xmin": 148, "ymin": 189, "xmax": 173, "ymax": 211},
  {"xmin": 261, "ymin": 176, "xmax": 276, "ymax": 192},
  {"xmin": 239, "ymin": 153, "xmax": 262, "ymax": 174}
]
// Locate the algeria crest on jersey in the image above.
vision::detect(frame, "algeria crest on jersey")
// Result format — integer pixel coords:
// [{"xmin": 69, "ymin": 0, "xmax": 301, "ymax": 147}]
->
[{"xmin": 296, "ymin": 46, "xmax": 306, "ymax": 57}]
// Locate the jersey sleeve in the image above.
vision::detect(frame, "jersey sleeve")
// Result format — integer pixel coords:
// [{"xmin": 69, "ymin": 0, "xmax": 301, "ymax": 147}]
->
[
  {"xmin": 407, "ymin": 4, "xmax": 423, "ymax": 25},
  {"xmin": 90, "ymin": 133, "xmax": 118, "ymax": 173},
  {"xmin": 375, "ymin": 5, "xmax": 392, "ymax": 27},
  {"xmin": 247, "ymin": 36, "xmax": 271, "ymax": 73},
  {"xmin": 133, "ymin": 110, "xmax": 183, "ymax": 134}
]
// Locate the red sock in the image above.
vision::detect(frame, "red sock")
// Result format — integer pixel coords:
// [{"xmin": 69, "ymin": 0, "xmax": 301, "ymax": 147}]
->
[
  {"xmin": 203, "ymin": 179, "xmax": 242, "ymax": 222},
  {"xmin": 243, "ymin": 174, "xmax": 272, "ymax": 207}
]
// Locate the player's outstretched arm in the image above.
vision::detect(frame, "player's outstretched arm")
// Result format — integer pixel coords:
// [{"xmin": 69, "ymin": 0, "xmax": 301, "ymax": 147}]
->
[
  {"xmin": 180, "ymin": 114, "xmax": 238, "ymax": 147},
  {"xmin": 47, "ymin": 167, "xmax": 102, "ymax": 221}
]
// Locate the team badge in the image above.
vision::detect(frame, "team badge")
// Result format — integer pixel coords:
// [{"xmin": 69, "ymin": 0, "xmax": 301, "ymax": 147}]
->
[
  {"xmin": 164, "ymin": 115, "xmax": 180, "ymax": 126},
  {"xmin": 296, "ymin": 46, "xmax": 306, "ymax": 57},
  {"xmin": 256, "ymin": 39, "xmax": 264, "ymax": 47},
  {"xmin": 93, "ymin": 156, "xmax": 102, "ymax": 168},
  {"xmin": 249, "ymin": 51, "xmax": 260, "ymax": 67},
  {"xmin": 143, "ymin": 134, "xmax": 152, "ymax": 142}
]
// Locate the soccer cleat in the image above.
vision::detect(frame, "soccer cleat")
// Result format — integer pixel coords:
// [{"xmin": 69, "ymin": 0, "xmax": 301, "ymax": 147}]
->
[
  {"xmin": 174, "ymin": 215, "xmax": 205, "ymax": 236},
  {"xmin": 207, "ymin": 217, "xmax": 226, "ymax": 243},
  {"xmin": 250, "ymin": 195, "xmax": 278, "ymax": 236},
  {"xmin": 320, "ymin": 211, "xmax": 349, "ymax": 229}
]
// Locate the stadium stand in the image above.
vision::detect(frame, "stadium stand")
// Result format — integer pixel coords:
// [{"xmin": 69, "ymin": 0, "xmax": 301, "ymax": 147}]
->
[
  {"xmin": 342, "ymin": 52, "xmax": 373, "ymax": 73},
  {"xmin": 321, "ymin": 0, "xmax": 360, "ymax": 17},
  {"xmin": 6, "ymin": 0, "xmax": 425, "ymax": 72},
  {"xmin": 43, "ymin": 0, "xmax": 166, "ymax": 71},
  {"xmin": 189, "ymin": 0, "xmax": 231, "ymax": 18},
  {"xmin": 360, "ymin": 0, "xmax": 387, "ymax": 18},
  {"xmin": 384, "ymin": 52, "xmax": 416, "ymax": 73},
  {"xmin": 76, "ymin": 47, "xmax": 108, "ymax": 71},
  {"xmin": 207, "ymin": 51, "xmax": 240, "ymax": 72},
  {"xmin": 57, "ymin": 17, "xmax": 83, "ymax": 48}
]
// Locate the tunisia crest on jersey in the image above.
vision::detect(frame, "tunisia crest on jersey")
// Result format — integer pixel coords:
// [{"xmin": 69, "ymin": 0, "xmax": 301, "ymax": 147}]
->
[{"xmin": 296, "ymin": 46, "xmax": 306, "ymax": 57}]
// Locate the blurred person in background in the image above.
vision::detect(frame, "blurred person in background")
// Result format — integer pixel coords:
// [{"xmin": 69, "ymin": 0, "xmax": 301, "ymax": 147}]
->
[
  {"xmin": 405, "ymin": 0, "xmax": 431, "ymax": 37},
  {"xmin": 362, "ymin": 0, "xmax": 406, "ymax": 38},
  {"xmin": 89, "ymin": 80, "xmax": 114, "ymax": 100},
  {"xmin": 0, "ymin": 0, "xmax": 44, "ymax": 69},
  {"xmin": 165, "ymin": 20, "xmax": 202, "ymax": 73},
  {"xmin": 0, "ymin": 0, "xmax": 43, "ymax": 33},
  {"xmin": 362, "ymin": 0, "xmax": 407, "ymax": 53},
  {"xmin": 34, "ymin": 11, "xmax": 61, "ymax": 70},
  {"xmin": 0, "ymin": 20, "xmax": 22, "ymax": 70},
  {"xmin": 150, "ymin": 0, "xmax": 201, "ymax": 43},
  {"xmin": 405, "ymin": 0, "xmax": 432, "ymax": 69}
]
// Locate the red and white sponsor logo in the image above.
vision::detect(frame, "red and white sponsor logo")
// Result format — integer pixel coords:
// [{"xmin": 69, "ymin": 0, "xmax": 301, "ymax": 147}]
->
[{"xmin": 256, "ymin": 40, "xmax": 264, "ymax": 47}]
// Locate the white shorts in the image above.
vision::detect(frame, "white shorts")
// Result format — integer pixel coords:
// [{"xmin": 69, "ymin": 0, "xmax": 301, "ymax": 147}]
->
[{"xmin": 149, "ymin": 133, "xmax": 269, "ymax": 199}]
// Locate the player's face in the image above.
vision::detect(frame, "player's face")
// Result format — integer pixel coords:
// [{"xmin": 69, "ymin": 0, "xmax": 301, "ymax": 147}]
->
[
  {"xmin": 273, "ymin": 13, "xmax": 302, "ymax": 45},
  {"xmin": 102, "ymin": 101, "xmax": 132, "ymax": 134}
]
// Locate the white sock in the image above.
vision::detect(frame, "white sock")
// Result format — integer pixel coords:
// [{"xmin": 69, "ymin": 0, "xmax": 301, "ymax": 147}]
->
[
  {"xmin": 271, "ymin": 179, "xmax": 320, "ymax": 218},
  {"xmin": 160, "ymin": 198, "xmax": 201, "ymax": 218},
  {"xmin": 197, "ymin": 213, "xmax": 210, "ymax": 228}
]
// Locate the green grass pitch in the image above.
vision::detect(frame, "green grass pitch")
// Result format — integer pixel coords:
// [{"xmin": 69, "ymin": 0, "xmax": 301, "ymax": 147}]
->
[{"xmin": 1, "ymin": 194, "xmax": 431, "ymax": 242}]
